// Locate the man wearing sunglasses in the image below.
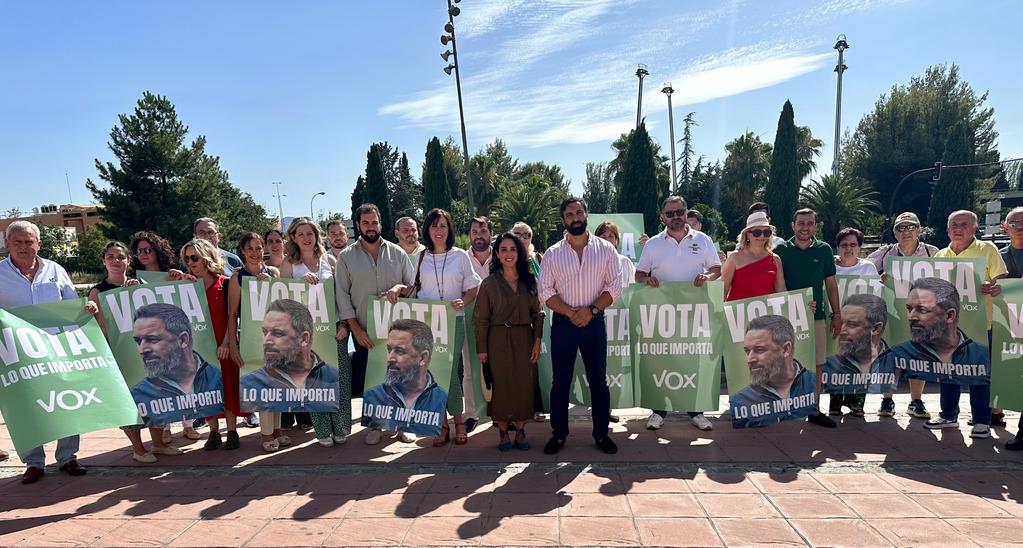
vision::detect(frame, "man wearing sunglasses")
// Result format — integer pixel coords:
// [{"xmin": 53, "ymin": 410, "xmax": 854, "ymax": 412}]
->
[
  {"xmin": 636, "ymin": 196, "xmax": 721, "ymax": 432},
  {"xmin": 193, "ymin": 217, "xmax": 242, "ymax": 277},
  {"xmin": 867, "ymin": 211, "xmax": 938, "ymax": 418}
]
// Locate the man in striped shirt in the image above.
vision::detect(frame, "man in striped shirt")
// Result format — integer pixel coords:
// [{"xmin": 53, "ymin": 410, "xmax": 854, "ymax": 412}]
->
[{"xmin": 539, "ymin": 197, "xmax": 623, "ymax": 455}]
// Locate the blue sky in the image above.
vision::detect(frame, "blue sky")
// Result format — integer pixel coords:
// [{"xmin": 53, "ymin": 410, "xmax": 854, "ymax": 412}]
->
[{"xmin": 1, "ymin": 0, "xmax": 1020, "ymax": 219}]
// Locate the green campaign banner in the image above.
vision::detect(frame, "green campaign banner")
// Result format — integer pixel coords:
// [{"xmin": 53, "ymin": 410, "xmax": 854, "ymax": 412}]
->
[
  {"xmin": 136, "ymin": 270, "xmax": 171, "ymax": 284},
  {"xmin": 588, "ymin": 213, "xmax": 644, "ymax": 264},
  {"xmin": 723, "ymin": 288, "xmax": 817, "ymax": 428},
  {"xmin": 362, "ymin": 297, "xmax": 456, "ymax": 436},
  {"xmin": 97, "ymin": 280, "xmax": 223, "ymax": 425},
  {"xmin": 630, "ymin": 282, "xmax": 722, "ymax": 412},
  {"xmin": 885, "ymin": 257, "xmax": 986, "ymax": 345},
  {"xmin": 238, "ymin": 278, "xmax": 339, "ymax": 412},
  {"xmin": 993, "ymin": 280, "xmax": 1023, "ymax": 410},
  {"xmin": 821, "ymin": 275, "xmax": 900, "ymax": 394},
  {"xmin": 0, "ymin": 299, "xmax": 138, "ymax": 454},
  {"xmin": 536, "ymin": 307, "xmax": 554, "ymax": 412},
  {"xmin": 463, "ymin": 301, "xmax": 491, "ymax": 421},
  {"xmin": 884, "ymin": 257, "xmax": 989, "ymax": 385},
  {"xmin": 567, "ymin": 288, "xmax": 635, "ymax": 408}
]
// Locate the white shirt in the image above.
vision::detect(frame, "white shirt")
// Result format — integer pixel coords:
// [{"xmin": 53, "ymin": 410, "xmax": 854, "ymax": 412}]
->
[
  {"xmin": 468, "ymin": 250, "xmax": 492, "ymax": 280},
  {"xmin": 0, "ymin": 257, "xmax": 79, "ymax": 309},
  {"xmin": 291, "ymin": 254, "xmax": 334, "ymax": 280},
  {"xmin": 835, "ymin": 258, "xmax": 878, "ymax": 277},
  {"xmin": 414, "ymin": 248, "xmax": 481, "ymax": 316},
  {"xmin": 539, "ymin": 233, "xmax": 623, "ymax": 309},
  {"xmin": 636, "ymin": 228, "xmax": 721, "ymax": 283},
  {"xmin": 619, "ymin": 254, "xmax": 636, "ymax": 286}
]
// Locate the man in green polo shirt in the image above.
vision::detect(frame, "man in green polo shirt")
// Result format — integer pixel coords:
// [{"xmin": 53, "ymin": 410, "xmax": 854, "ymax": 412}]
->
[{"xmin": 774, "ymin": 208, "xmax": 843, "ymax": 428}]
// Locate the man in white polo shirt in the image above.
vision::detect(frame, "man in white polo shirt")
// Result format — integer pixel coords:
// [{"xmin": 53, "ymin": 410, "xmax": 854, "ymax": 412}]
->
[{"xmin": 635, "ymin": 196, "xmax": 721, "ymax": 432}]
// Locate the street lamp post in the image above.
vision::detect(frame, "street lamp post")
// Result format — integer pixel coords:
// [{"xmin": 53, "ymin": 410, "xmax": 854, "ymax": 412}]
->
[
  {"xmin": 661, "ymin": 82, "xmax": 678, "ymax": 192},
  {"xmin": 271, "ymin": 181, "xmax": 286, "ymax": 228},
  {"xmin": 310, "ymin": 191, "xmax": 326, "ymax": 219},
  {"xmin": 635, "ymin": 64, "xmax": 649, "ymax": 128},
  {"xmin": 832, "ymin": 35, "xmax": 849, "ymax": 178},
  {"xmin": 440, "ymin": 0, "xmax": 474, "ymax": 214}
]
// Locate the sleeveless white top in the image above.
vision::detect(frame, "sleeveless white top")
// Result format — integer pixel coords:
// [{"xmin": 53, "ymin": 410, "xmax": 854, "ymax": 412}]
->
[{"xmin": 291, "ymin": 254, "xmax": 333, "ymax": 280}]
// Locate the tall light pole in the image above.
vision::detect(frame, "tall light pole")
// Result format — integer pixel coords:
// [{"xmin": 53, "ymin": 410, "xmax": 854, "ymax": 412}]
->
[
  {"xmin": 661, "ymin": 82, "xmax": 678, "ymax": 192},
  {"xmin": 635, "ymin": 64, "xmax": 649, "ymax": 128},
  {"xmin": 441, "ymin": 0, "xmax": 474, "ymax": 214},
  {"xmin": 309, "ymin": 191, "xmax": 326, "ymax": 219},
  {"xmin": 271, "ymin": 181, "xmax": 285, "ymax": 228},
  {"xmin": 832, "ymin": 35, "xmax": 849, "ymax": 178}
]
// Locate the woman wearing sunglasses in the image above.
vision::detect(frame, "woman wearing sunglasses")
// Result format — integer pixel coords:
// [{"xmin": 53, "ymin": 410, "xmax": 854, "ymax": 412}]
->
[
  {"xmin": 722, "ymin": 212, "xmax": 787, "ymax": 302},
  {"xmin": 179, "ymin": 239, "xmax": 238, "ymax": 450}
]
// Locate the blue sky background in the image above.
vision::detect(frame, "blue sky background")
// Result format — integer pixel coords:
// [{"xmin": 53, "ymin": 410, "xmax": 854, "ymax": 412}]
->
[{"xmin": 1, "ymin": 0, "xmax": 1020, "ymax": 219}]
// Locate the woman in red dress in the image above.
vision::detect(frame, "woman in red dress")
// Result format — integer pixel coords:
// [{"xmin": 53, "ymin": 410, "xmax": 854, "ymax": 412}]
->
[{"xmin": 722, "ymin": 212, "xmax": 787, "ymax": 301}]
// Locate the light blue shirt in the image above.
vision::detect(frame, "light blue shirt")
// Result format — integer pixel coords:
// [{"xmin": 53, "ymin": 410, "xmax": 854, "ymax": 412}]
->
[{"xmin": 0, "ymin": 257, "xmax": 78, "ymax": 309}]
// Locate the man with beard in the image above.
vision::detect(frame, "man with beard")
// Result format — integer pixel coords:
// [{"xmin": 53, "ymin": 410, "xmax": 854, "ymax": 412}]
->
[
  {"xmin": 131, "ymin": 303, "xmax": 224, "ymax": 425},
  {"xmin": 731, "ymin": 315, "xmax": 817, "ymax": 428},
  {"xmin": 539, "ymin": 197, "xmax": 622, "ymax": 455},
  {"xmin": 335, "ymin": 203, "xmax": 414, "ymax": 444},
  {"xmin": 636, "ymin": 196, "xmax": 721, "ymax": 432},
  {"xmin": 394, "ymin": 217, "xmax": 426, "ymax": 259},
  {"xmin": 822, "ymin": 294, "xmax": 897, "ymax": 412},
  {"xmin": 240, "ymin": 299, "xmax": 340, "ymax": 411},
  {"xmin": 362, "ymin": 319, "xmax": 448, "ymax": 434},
  {"xmin": 774, "ymin": 208, "xmax": 843, "ymax": 428},
  {"xmin": 326, "ymin": 219, "xmax": 351, "ymax": 261},
  {"xmin": 885, "ymin": 277, "xmax": 993, "ymax": 438}
]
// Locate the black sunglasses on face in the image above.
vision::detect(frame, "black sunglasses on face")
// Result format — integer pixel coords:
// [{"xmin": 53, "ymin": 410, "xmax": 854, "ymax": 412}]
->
[
  {"xmin": 184, "ymin": 254, "xmax": 203, "ymax": 263},
  {"xmin": 663, "ymin": 209, "xmax": 688, "ymax": 218},
  {"xmin": 894, "ymin": 224, "xmax": 919, "ymax": 232},
  {"xmin": 749, "ymin": 228, "xmax": 772, "ymax": 238}
]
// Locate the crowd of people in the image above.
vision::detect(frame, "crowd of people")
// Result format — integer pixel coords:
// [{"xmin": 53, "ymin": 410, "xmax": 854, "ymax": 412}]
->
[{"xmin": 2, "ymin": 193, "xmax": 1022, "ymax": 486}]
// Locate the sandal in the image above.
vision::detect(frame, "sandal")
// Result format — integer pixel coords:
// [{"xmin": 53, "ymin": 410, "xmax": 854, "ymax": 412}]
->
[
  {"xmin": 497, "ymin": 429, "xmax": 512, "ymax": 451},
  {"xmin": 454, "ymin": 422, "xmax": 468, "ymax": 445},
  {"xmin": 514, "ymin": 427, "xmax": 530, "ymax": 451},
  {"xmin": 433, "ymin": 422, "xmax": 450, "ymax": 447},
  {"xmin": 183, "ymin": 427, "xmax": 201, "ymax": 441}
]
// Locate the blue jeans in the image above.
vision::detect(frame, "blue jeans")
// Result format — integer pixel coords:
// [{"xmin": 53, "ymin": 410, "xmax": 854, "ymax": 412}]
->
[
  {"xmin": 550, "ymin": 313, "xmax": 610, "ymax": 441},
  {"xmin": 938, "ymin": 382, "xmax": 991, "ymax": 425},
  {"xmin": 20, "ymin": 435, "xmax": 80, "ymax": 469}
]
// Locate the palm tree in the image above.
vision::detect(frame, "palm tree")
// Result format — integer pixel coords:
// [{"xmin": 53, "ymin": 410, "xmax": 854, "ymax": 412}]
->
[
  {"xmin": 723, "ymin": 131, "xmax": 772, "ymax": 207},
  {"xmin": 489, "ymin": 174, "xmax": 563, "ymax": 250},
  {"xmin": 800, "ymin": 175, "xmax": 881, "ymax": 242},
  {"xmin": 796, "ymin": 126, "xmax": 824, "ymax": 181},
  {"xmin": 469, "ymin": 153, "xmax": 500, "ymax": 216}
]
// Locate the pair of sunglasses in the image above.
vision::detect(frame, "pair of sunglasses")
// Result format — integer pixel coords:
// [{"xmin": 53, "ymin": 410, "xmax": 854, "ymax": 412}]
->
[
  {"xmin": 183, "ymin": 254, "xmax": 203, "ymax": 263},
  {"xmin": 663, "ymin": 209, "xmax": 687, "ymax": 218},
  {"xmin": 894, "ymin": 224, "xmax": 919, "ymax": 232},
  {"xmin": 748, "ymin": 228, "xmax": 773, "ymax": 238}
]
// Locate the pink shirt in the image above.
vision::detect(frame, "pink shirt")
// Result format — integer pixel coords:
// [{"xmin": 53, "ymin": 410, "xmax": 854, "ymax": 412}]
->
[
  {"xmin": 539, "ymin": 233, "xmax": 623, "ymax": 308},
  {"xmin": 469, "ymin": 250, "xmax": 491, "ymax": 280}
]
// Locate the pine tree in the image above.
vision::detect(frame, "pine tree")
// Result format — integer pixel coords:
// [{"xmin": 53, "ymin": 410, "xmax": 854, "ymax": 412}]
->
[
  {"xmin": 616, "ymin": 122, "xmax": 661, "ymax": 234},
  {"xmin": 927, "ymin": 122, "xmax": 975, "ymax": 247},
  {"xmin": 86, "ymin": 91, "xmax": 273, "ymax": 246},
  {"xmin": 766, "ymin": 101, "xmax": 799, "ymax": 238},
  {"xmin": 389, "ymin": 152, "xmax": 422, "ymax": 221},
  {"xmin": 363, "ymin": 144, "xmax": 393, "ymax": 238},
  {"xmin": 422, "ymin": 137, "xmax": 452, "ymax": 213}
]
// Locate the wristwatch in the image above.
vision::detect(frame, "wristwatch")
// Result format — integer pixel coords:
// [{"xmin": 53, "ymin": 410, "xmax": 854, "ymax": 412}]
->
[{"xmin": 590, "ymin": 305, "xmax": 602, "ymax": 316}]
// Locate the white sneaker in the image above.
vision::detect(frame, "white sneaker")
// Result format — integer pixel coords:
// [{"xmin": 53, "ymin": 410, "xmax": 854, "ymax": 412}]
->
[
  {"xmin": 132, "ymin": 452, "xmax": 157, "ymax": 463},
  {"xmin": 365, "ymin": 429, "xmax": 382, "ymax": 445},
  {"xmin": 151, "ymin": 446, "xmax": 183, "ymax": 456},
  {"xmin": 690, "ymin": 414, "xmax": 713, "ymax": 431},
  {"xmin": 924, "ymin": 417, "xmax": 959, "ymax": 429},
  {"xmin": 646, "ymin": 413, "xmax": 664, "ymax": 430},
  {"xmin": 317, "ymin": 437, "xmax": 334, "ymax": 447},
  {"xmin": 970, "ymin": 424, "xmax": 990, "ymax": 439},
  {"xmin": 332, "ymin": 434, "xmax": 347, "ymax": 445},
  {"xmin": 396, "ymin": 431, "xmax": 415, "ymax": 443}
]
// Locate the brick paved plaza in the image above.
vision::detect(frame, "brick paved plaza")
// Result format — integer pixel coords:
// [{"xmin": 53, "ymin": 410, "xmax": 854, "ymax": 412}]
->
[{"xmin": 1, "ymin": 393, "xmax": 1021, "ymax": 547}]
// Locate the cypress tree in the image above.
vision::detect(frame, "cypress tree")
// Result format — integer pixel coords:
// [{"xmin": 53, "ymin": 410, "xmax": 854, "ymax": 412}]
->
[
  {"xmin": 766, "ymin": 100, "xmax": 799, "ymax": 237},
  {"xmin": 422, "ymin": 136, "xmax": 452, "ymax": 213},
  {"xmin": 363, "ymin": 144, "xmax": 393, "ymax": 238},
  {"xmin": 616, "ymin": 122, "xmax": 660, "ymax": 234},
  {"xmin": 927, "ymin": 122, "xmax": 975, "ymax": 247},
  {"xmin": 350, "ymin": 175, "xmax": 366, "ymax": 222}
]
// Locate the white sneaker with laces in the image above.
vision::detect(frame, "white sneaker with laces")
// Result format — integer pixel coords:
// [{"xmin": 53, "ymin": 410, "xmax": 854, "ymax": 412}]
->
[
  {"xmin": 690, "ymin": 414, "xmax": 713, "ymax": 431},
  {"xmin": 317, "ymin": 437, "xmax": 334, "ymax": 447},
  {"xmin": 333, "ymin": 434, "xmax": 348, "ymax": 445},
  {"xmin": 970, "ymin": 424, "xmax": 990, "ymax": 439},
  {"xmin": 924, "ymin": 417, "xmax": 959, "ymax": 429},
  {"xmin": 364, "ymin": 429, "xmax": 382, "ymax": 445},
  {"xmin": 646, "ymin": 413, "xmax": 664, "ymax": 430}
]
